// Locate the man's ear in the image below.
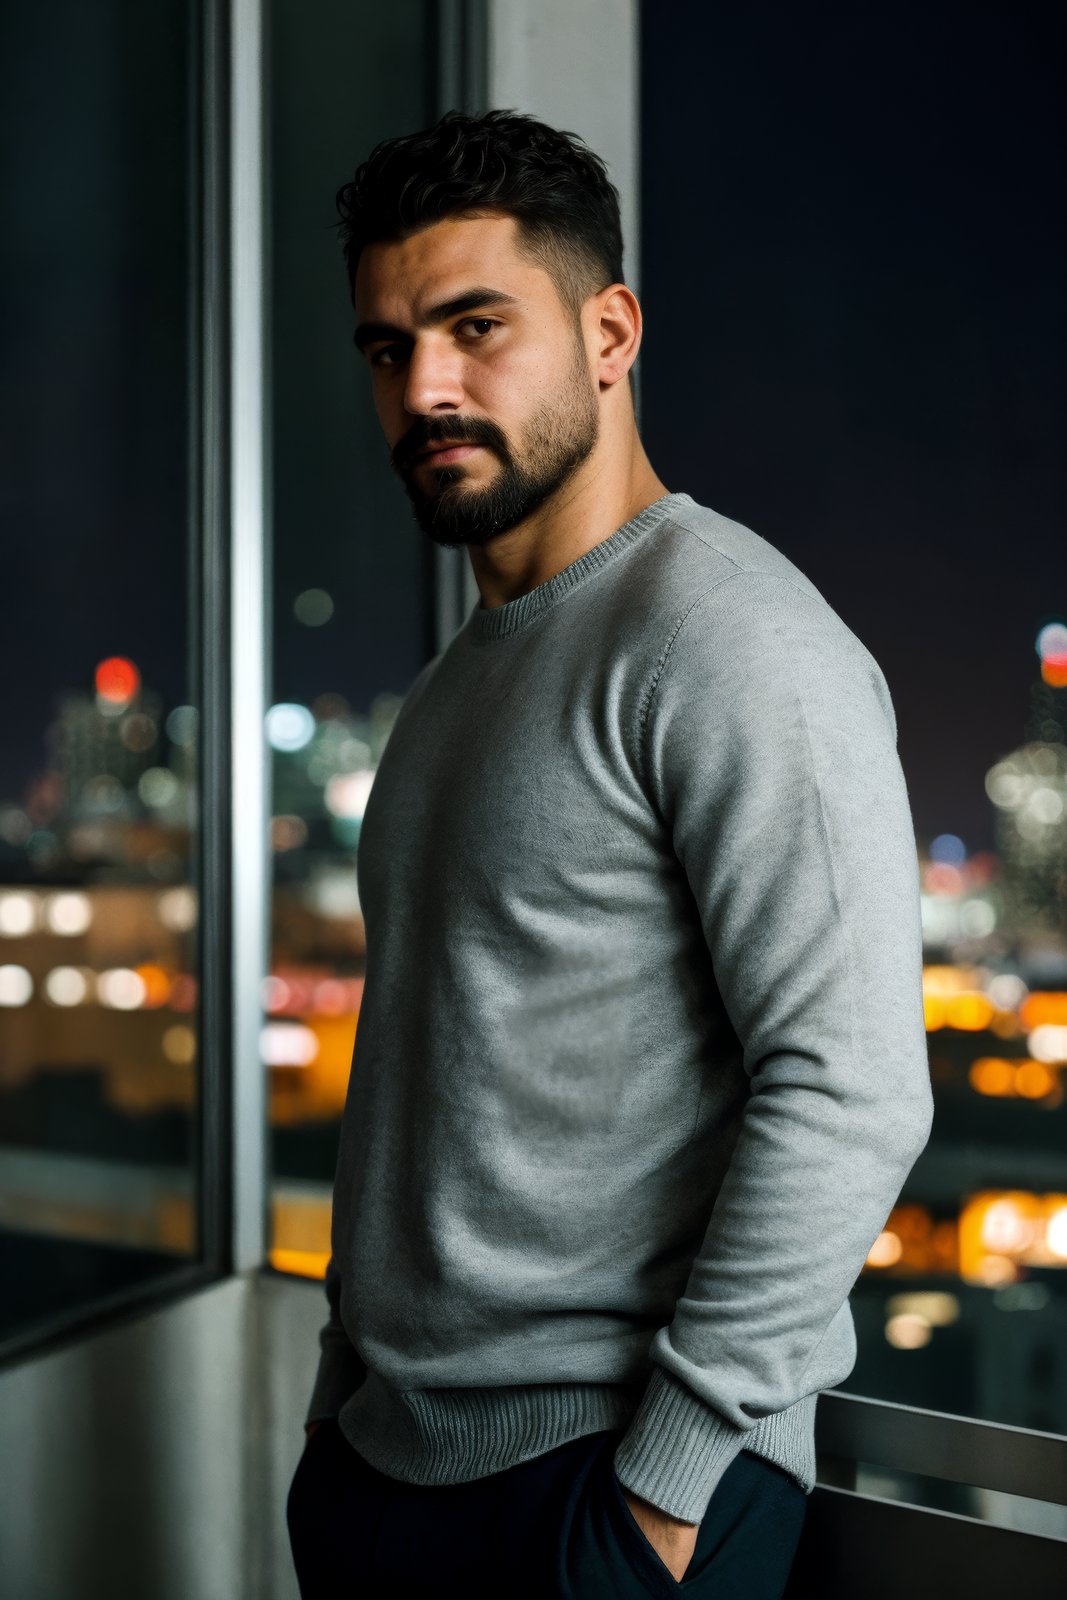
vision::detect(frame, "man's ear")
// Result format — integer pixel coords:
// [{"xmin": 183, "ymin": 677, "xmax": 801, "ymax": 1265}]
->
[{"xmin": 593, "ymin": 284, "xmax": 642, "ymax": 388}]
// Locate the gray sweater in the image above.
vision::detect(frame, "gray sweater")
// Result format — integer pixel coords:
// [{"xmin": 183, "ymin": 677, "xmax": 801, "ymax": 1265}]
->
[{"xmin": 306, "ymin": 491, "xmax": 934, "ymax": 1525}]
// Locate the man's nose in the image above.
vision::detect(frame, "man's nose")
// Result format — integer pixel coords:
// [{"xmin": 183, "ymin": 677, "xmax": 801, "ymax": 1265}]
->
[{"xmin": 403, "ymin": 337, "xmax": 465, "ymax": 415}]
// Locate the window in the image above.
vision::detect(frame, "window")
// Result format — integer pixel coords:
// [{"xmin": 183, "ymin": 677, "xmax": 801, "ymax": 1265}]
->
[
  {"xmin": 641, "ymin": 0, "xmax": 1067, "ymax": 1458},
  {"xmin": 266, "ymin": 0, "xmax": 438, "ymax": 1274},
  {"xmin": 0, "ymin": 1, "xmax": 206, "ymax": 1346}
]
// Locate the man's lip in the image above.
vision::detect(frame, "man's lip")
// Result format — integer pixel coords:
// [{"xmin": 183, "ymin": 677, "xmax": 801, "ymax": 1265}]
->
[{"xmin": 416, "ymin": 442, "xmax": 485, "ymax": 464}]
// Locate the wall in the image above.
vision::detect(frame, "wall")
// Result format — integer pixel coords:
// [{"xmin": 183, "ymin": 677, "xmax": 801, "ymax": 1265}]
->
[{"xmin": 0, "ymin": 1273, "xmax": 325, "ymax": 1600}]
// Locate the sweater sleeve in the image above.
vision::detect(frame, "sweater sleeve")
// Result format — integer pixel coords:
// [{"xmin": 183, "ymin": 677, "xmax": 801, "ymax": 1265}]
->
[
  {"xmin": 304, "ymin": 1254, "xmax": 368, "ymax": 1427},
  {"xmin": 612, "ymin": 569, "xmax": 934, "ymax": 1523}
]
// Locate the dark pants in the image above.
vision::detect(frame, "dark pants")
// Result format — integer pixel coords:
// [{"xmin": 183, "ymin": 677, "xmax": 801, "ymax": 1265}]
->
[{"xmin": 287, "ymin": 1416, "xmax": 807, "ymax": 1598}]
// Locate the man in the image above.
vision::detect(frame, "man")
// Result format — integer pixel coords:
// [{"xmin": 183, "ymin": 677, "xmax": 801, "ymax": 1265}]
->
[{"xmin": 286, "ymin": 109, "xmax": 934, "ymax": 1598}]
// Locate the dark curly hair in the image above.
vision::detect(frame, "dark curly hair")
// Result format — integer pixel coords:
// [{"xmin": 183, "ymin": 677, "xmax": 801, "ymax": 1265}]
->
[{"xmin": 335, "ymin": 109, "xmax": 625, "ymax": 320}]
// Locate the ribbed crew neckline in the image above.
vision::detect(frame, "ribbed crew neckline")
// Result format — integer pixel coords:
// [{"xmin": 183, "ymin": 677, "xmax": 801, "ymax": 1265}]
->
[{"xmin": 465, "ymin": 492, "xmax": 694, "ymax": 644}]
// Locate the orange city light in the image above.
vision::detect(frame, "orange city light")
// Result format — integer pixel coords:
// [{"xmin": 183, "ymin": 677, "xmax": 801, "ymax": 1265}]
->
[
  {"xmin": 969, "ymin": 1056, "xmax": 1060, "ymax": 1102},
  {"xmin": 958, "ymin": 1189, "xmax": 1067, "ymax": 1283},
  {"xmin": 944, "ymin": 991, "xmax": 996, "ymax": 1031},
  {"xmin": 134, "ymin": 963, "xmax": 173, "ymax": 1009},
  {"xmin": 1019, "ymin": 992, "xmax": 1067, "ymax": 1029}
]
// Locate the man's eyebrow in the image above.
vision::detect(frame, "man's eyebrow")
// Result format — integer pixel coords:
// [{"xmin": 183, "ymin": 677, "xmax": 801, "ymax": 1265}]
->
[{"xmin": 352, "ymin": 288, "xmax": 520, "ymax": 351}]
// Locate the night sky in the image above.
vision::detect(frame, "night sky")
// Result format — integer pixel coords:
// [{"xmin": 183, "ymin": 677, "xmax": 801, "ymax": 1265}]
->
[
  {"xmin": 639, "ymin": 1, "xmax": 1065, "ymax": 854},
  {"xmin": 2, "ymin": 1, "xmax": 1063, "ymax": 860},
  {"xmin": 0, "ymin": 2, "xmax": 191, "ymax": 808}
]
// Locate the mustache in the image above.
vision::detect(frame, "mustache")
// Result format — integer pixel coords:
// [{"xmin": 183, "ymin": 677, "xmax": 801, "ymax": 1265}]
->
[{"xmin": 391, "ymin": 416, "xmax": 510, "ymax": 475}]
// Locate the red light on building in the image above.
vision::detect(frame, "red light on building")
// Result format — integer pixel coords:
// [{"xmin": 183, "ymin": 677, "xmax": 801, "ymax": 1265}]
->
[{"xmin": 95, "ymin": 656, "xmax": 140, "ymax": 704}]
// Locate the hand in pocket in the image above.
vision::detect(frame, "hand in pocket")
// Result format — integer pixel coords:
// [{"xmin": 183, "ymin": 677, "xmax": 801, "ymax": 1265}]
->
[{"xmin": 614, "ymin": 1474, "xmax": 699, "ymax": 1584}]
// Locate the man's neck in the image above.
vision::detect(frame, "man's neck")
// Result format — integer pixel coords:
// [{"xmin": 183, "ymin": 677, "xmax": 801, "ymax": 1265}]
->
[{"xmin": 467, "ymin": 444, "xmax": 669, "ymax": 611}]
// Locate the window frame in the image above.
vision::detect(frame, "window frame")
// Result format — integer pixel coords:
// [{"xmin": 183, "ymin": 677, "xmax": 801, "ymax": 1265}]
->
[{"xmin": 0, "ymin": 0, "xmax": 238, "ymax": 1367}]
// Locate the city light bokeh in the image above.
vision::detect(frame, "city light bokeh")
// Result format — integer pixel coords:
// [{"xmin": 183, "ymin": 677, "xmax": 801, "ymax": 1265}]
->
[{"xmin": 1, "ymin": 620, "xmax": 1066, "ymax": 1457}]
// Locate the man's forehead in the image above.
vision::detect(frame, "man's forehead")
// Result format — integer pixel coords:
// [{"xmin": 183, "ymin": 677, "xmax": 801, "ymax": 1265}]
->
[{"xmin": 354, "ymin": 213, "xmax": 544, "ymax": 318}]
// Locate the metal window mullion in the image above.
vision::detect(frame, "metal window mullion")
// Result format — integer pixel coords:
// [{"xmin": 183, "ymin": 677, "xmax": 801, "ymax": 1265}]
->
[
  {"xmin": 229, "ymin": 0, "xmax": 269, "ymax": 1273},
  {"xmin": 195, "ymin": 0, "xmax": 232, "ymax": 1276}
]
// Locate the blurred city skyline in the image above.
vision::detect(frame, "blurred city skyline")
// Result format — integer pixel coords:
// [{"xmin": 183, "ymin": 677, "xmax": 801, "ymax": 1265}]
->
[
  {"xmin": 4, "ymin": 1, "xmax": 1063, "ymax": 855},
  {"xmin": 1, "ymin": 545, "xmax": 1063, "ymax": 863}
]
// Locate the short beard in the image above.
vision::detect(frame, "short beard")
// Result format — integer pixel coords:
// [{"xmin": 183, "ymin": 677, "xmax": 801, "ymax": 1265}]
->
[{"xmin": 391, "ymin": 337, "xmax": 600, "ymax": 549}]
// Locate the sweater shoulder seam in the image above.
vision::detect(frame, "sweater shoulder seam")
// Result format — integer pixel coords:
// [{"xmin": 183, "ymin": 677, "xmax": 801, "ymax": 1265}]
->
[{"xmin": 637, "ymin": 566, "xmax": 832, "ymax": 744}]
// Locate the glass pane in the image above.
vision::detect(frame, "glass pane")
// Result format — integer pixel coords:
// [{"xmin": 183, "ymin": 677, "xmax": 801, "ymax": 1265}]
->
[
  {"xmin": 267, "ymin": 1, "xmax": 435, "ymax": 1273},
  {"xmin": 641, "ymin": 1, "xmax": 1067, "ymax": 1446},
  {"xmin": 0, "ymin": 2, "xmax": 200, "ymax": 1341}
]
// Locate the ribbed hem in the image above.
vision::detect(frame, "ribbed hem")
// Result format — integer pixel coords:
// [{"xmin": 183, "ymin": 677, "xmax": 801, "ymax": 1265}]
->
[
  {"xmin": 612, "ymin": 1366, "xmax": 818, "ymax": 1524},
  {"xmin": 466, "ymin": 492, "xmax": 695, "ymax": 644},
  {"xmin": 334, "ymin": 1365, "xmax": 818, "ymax": 1511},
  {"xmin": 339, "ymin": 1369, "xmax": 639, "ymax": 1483}
]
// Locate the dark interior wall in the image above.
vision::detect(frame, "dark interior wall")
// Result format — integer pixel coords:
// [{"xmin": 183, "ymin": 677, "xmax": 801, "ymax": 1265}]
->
[{"xmin": 639, "ymin": 2, "xmax": 1065, "ymax": 853}]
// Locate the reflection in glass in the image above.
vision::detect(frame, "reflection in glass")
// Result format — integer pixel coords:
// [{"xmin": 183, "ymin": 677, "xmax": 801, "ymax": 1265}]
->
[{"xmin": 0, "ymin": 1, "xmax": 199, "ymax": 1341}]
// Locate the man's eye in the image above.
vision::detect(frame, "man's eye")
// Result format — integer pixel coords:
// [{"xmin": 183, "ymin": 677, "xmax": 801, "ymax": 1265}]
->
[
  {"xmin": 369, "ymin": 344, "xmax": 406, "ymax": 368},
  {"xmin": 458, "ymin": 318, "xmax": 497, "ymax": 339}
]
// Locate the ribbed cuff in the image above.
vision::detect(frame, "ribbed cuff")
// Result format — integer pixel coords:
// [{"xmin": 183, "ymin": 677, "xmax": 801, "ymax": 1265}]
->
[{"xmin": 611, "ymin": 1366, "xmax": 749, "ymax": 1525}]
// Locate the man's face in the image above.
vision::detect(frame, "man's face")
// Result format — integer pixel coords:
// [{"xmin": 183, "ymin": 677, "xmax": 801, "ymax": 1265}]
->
[{"xmin": 353, "ymin": 212, "xmax": 601, "ymax": 548}]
